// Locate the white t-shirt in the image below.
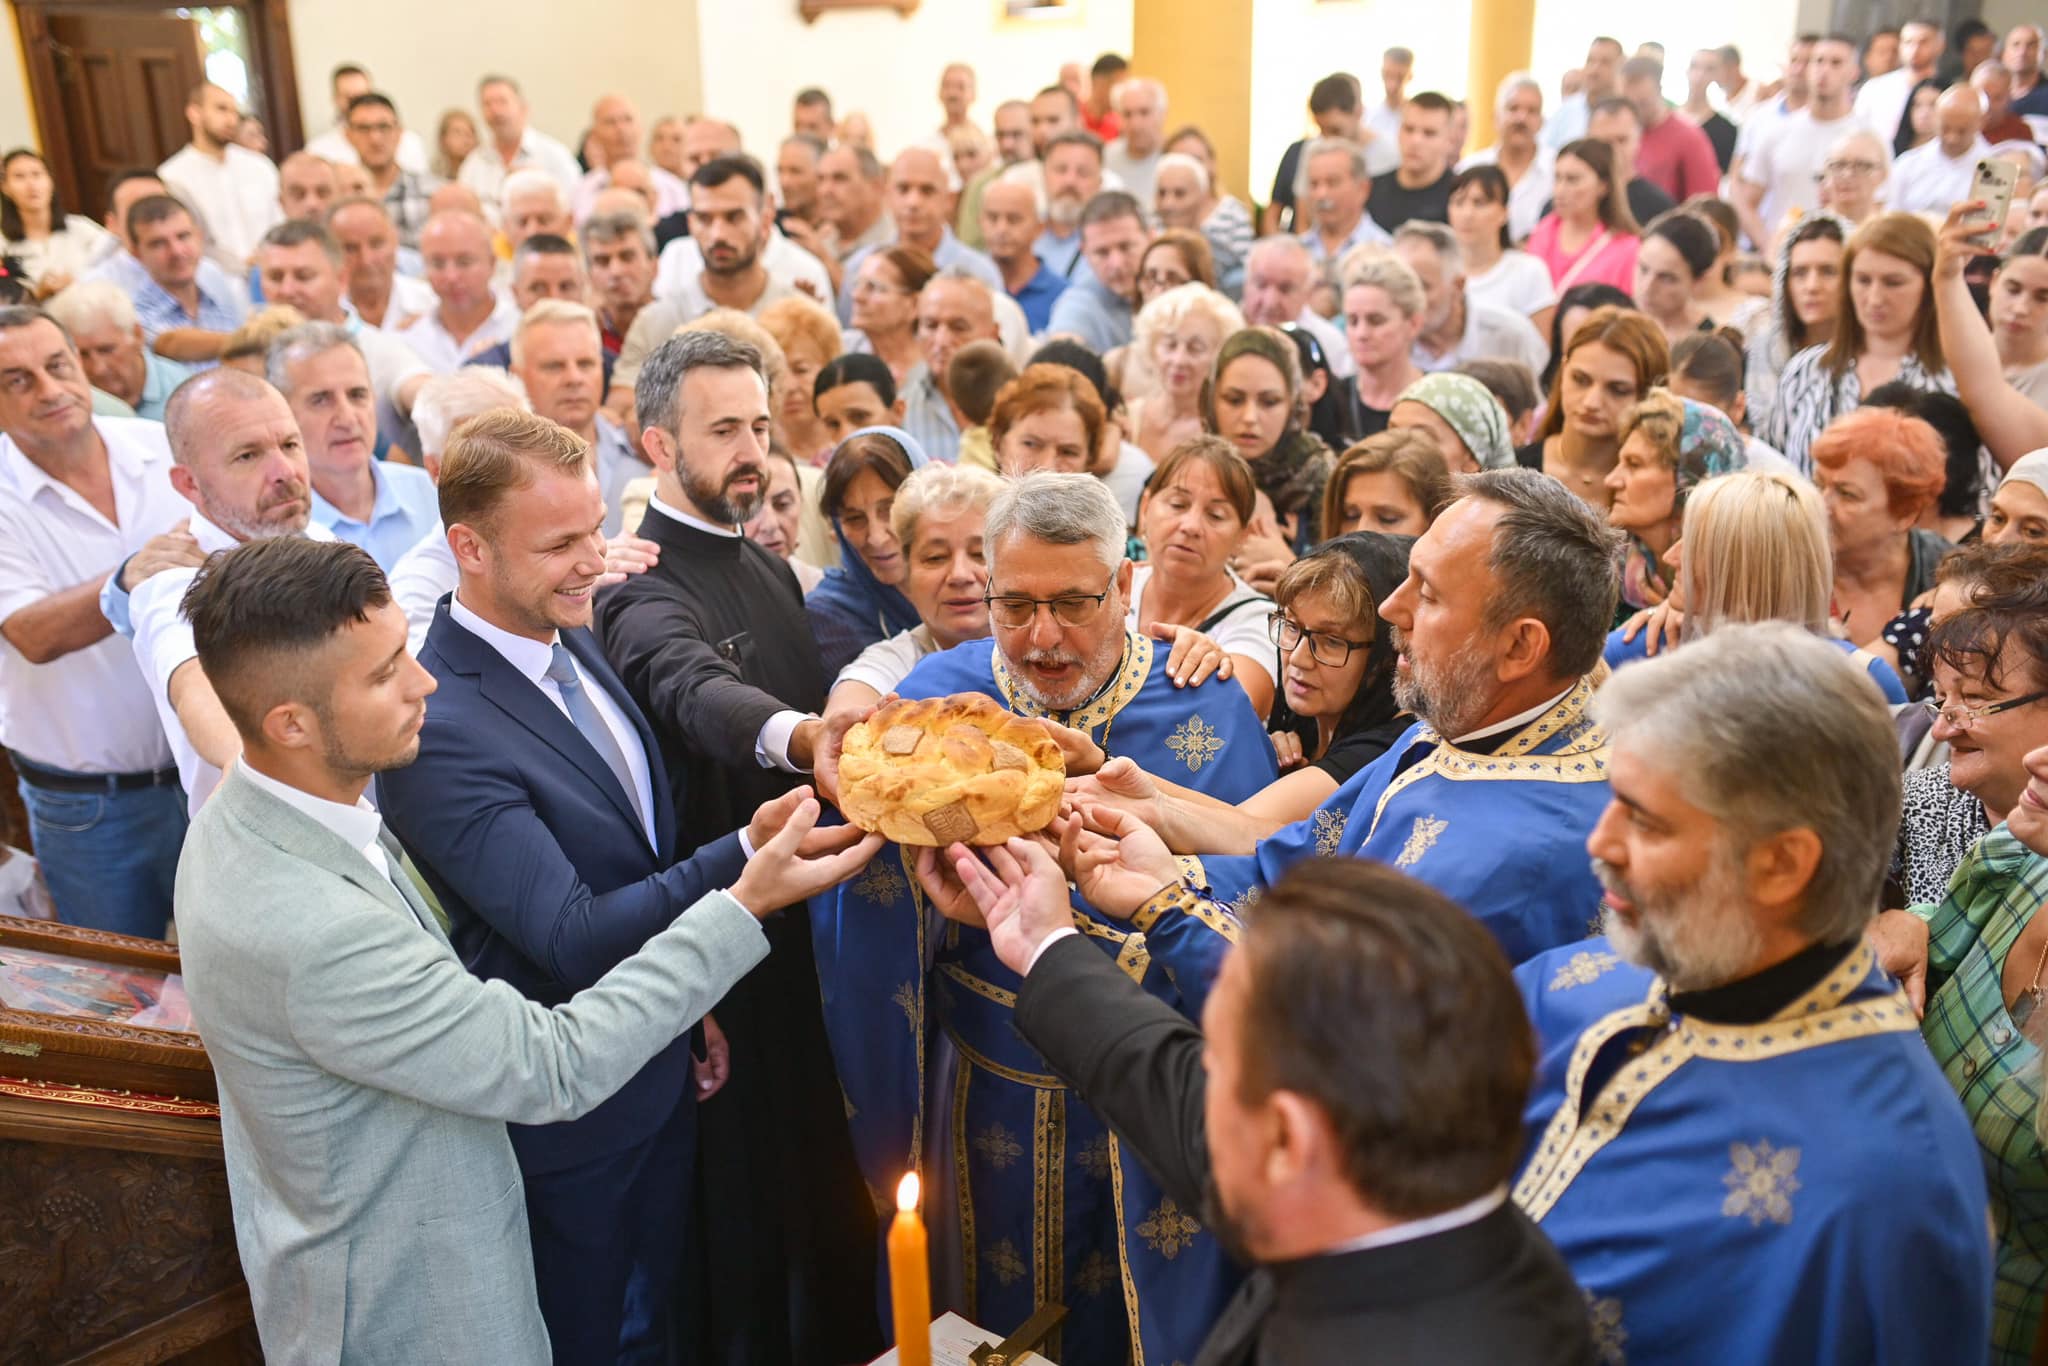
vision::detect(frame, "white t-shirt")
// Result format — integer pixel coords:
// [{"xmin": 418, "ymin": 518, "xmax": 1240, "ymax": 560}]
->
[
  {"xmin": 157, "ymin": 143, "xmax": 281, "ymax": 265},
  {"xmin": 1740, "ymin": 109, "xmax": 1869, "ymax": 240},
  {"xmin": 1126, "ymin": 565, "xmax": 1275, "ymax": 688},
  {"xmin": 1854, "ymin": 68, "xmax": 1919, "ymax": 149},
  {"xmin": 654, "ymin": 229, "xmax": 831, "ymax": 304},
  {"xmin": 1464, "ymin": 251, "xmax": 1557, "ymax": 319},
  {"xmin": 1885, "ymin": 138, "xmax": 1991, "ymax": 215},
  {"xmin": 835, "ymin": 624, "xmax": 938, "ymax": 695},
  {"xmin": 304, "ymin": 125, "xmax": 431, "ymax": 176},
  {"xmin": 396, "ymin": 297, "xmax": 521, "ymax": 375}
]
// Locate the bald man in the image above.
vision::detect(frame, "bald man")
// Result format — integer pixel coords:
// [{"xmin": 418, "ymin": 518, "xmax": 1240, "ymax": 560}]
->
[
  {"xmin": 572, "ymin": 94, "xmax": 690, "ymax": 225},
  {"xmin": 1887, "ymin": 83, "xmax": 1992, "ymax": 213},
  {"xmin": 397, "ymin": 211, "xmax": 520, "ymax": 373},
  {"xmin": 834, "ymin": 146, "xmax": 1001, "ymax": 321},
  {"xmin": 277, "ymin": 152, "xmax": 340, "ymax": 224}
]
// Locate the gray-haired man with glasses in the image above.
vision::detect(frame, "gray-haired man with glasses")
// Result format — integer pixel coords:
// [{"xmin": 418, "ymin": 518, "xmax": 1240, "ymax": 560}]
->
[{"xmin": 815, "ymin": 470, "xmax": 1279, "ymax": 1366}]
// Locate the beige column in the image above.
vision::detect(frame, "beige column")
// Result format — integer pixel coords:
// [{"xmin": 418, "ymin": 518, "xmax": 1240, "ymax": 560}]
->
[
  {"xmin": 1466, "ymin": 0, "xmax": 1536, "ymax": 150},
  {"xmin": 1132, "ymin": 0, "xmax": 1256, "ymax": 202}
]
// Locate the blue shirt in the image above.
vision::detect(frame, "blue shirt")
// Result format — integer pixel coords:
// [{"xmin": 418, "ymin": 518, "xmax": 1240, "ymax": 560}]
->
[
  {"xmin": 1044, "ymin": 276, "xmax": 1132, "ymax": 353},
  {"xmin": 133, "ymin": 351, "xmax": 196, "ymax": 422},
  {"xmin": 310, "ymin": 460, "xmax": 441, "ymax": 570},
  {"xmin": 1034, "ymin": 225, "xmax": 1085, "ymax": 280},
  {"xmin": 837, "ymin": 227, "xmax": 1002, "ymax": 323},
  {"xmin": 1298, "ymin": 213, "xmax": 1393, "ymax": 266},
  {"xmin": 129, "ymin": 267, "xmax": 247, "ymax": 351},
  {"xmin": 1603, "ymin": 628, "xmax": 1908, "ymax": 703},
  {"xmin": 899, "ymin": 365, "xmax": 961, "ymax": 463},
  {"xmin": 1007, "ymin": 258, "xmax": 1068, "ymax": 334}
]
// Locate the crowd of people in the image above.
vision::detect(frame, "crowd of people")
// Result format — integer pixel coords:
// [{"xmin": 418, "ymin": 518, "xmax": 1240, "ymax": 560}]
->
[{"xmin": 6, "ymin": 20, "xmax": 2048, "ymax": 1366}]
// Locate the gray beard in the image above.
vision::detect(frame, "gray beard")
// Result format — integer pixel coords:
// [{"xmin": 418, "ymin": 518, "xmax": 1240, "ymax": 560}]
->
[
  {"xmin": 1595, "ymin": 850, "xmax": 1762, "ymax": 992},
  {"xmin": 1391, "ymin": 637, "xmax": 1497, "ymax": 739}
]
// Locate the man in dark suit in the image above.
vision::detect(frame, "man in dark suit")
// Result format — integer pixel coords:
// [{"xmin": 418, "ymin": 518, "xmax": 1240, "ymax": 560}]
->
[
  {"xmin": 927, "ymin": 827, "xmax": 1595, "ymax": 1365},
  {"xmin": 376, "ymin": 408, "xmax": 873, "ymax": 1364}
]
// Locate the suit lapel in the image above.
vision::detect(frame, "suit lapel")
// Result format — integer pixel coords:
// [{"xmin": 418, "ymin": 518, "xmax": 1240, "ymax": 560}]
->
[
  {"xmin": 562, "ymin": 628, "xmax": 674, "ymax": 861},
  {"xmin": 217, "ymin": 768, "xmax": 435, "ymax": 932},
  {"xmin": 443, "ymin": 614, "xmax": 655, "ymax": 851}
]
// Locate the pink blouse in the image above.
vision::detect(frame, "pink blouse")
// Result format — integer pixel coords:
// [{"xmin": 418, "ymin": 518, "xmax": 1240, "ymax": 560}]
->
[{"xmin": 1527, "ymin": 216, "xmax": 1642, "ymax": 294}]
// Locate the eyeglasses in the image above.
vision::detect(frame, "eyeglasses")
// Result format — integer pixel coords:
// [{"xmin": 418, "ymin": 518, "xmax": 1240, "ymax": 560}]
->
[
  {"xmin": 1140, "ymin": 268, "xmax": 1192, "ymax": 290},
  {"xmin": 349, "ymin": 121, "xmax": 399, "ymax": 136},
  {"xmin": 985, "ymin": 574, "xmax": 1117, "ymax": 629},
  {"xmin": 1819, "ymin": 159, "xmax": 1881, "ymax": 180},
  {"xmin": 851, "ymin": 279, "xmax": 910, "ymax": 298},
  {"xmin": 1919, "ymin": 688, "xmax": 2048, "ymax": 730},
  {"xmin": 1268, "ymin": 611, "xmax": 1372, "ymax": 667}
]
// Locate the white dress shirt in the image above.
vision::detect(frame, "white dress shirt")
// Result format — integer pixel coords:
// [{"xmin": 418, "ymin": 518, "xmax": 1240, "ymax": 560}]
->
[
  {"xmin": 1414, "ymin": 298, "xmax": 1551, "ymax": 376},
  {"xmin": 447, "ymin": 593, "xmax": 659, "ymax": 848},
  {"xmin": 304, "ymin": 125, "xmax": 431, "ymax": 176},
  {"xmin": 236, "ymin": 755, "xmax": 395, "ymax": 885},
  {"xmin": 1885, "ymin": 137, "xmax": 1992, "ymax": 215},
  {"xmin": 0, "ymin": 418, "xmax": 185, "ymax": 773},
  {"xmin": 130, "ymin": 513, "xmax": 335, "ymax": 815},
  {"xmin": 1453, "ymin": 685, "xmax": 1573, "ymax": 745},
  {"xmin": 390, "ymin": 522, "xmax": 456, "ymax": 657},
  {"xmin": 1323, "ymin": 1187, "xmax": 1508, "ymax": 1255},
  {"xmin": 397, "ymin": 297, "xmax": 521, "ymax": 375},
  {"xmin": 1854, "ymin": 68, "xmax": 1919, "ymax": 149},
  {"xmin": 644, "ymin": 493, "xmax": 814, "ymax": 773},
  {"xmin": 158, "ymin": 142, "xmax": 282, "ymax": 265},
  {"xmin": 456, "ymin": 129, "xmax": 583, "ymax": 212}
]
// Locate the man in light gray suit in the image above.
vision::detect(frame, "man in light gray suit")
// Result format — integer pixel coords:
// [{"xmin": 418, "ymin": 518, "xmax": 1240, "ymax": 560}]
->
[{"xmin": 170, "ymin": 535, "xmax": 881, "ymax": 1364}]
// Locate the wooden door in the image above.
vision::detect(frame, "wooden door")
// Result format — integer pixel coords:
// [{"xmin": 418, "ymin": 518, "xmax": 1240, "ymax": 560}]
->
[{"xmin": 42, "ymin": 11, "xmax": 206, "ymax": 222}]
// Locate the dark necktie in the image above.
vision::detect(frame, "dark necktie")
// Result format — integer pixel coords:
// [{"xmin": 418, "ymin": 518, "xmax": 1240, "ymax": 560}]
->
[{"xmin": 543, "ymin": 643, "xmax": 642, "ymax": 825}]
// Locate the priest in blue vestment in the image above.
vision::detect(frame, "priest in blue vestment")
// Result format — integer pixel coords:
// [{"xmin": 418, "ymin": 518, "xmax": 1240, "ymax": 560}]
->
[
  {"xmin": 1515, "ymin": 625, "xmax": 1992, "ymax": 1364},
  {"xmin": 813, "ymin": 473, "xmax": 1276, "ymax": 1366},
  {"xmin": 1149, "ymin": 470, "xmax": 1623, "ymax": 970}
]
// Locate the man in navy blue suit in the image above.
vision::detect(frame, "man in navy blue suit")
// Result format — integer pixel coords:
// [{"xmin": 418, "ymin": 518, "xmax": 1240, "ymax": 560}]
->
[{"xmin": 376, "ymin": 408, "xmax": 872, "ymax": 1364}]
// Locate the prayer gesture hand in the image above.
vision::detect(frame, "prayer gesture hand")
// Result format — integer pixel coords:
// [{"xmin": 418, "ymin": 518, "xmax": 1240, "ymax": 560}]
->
[
  {"xmin": 1055, "ymin": 806, "xmax": 1177, "ymax": 921},
  {"xmin": 731, "ymin": 788, "xmax": 884, "ymax": 915},
  {"xmin": 1867, "ymin": 909, "xmax": 1931, "ymax": 1017},
  {"xmin": 1151, "ymin": 622, "xmax": 1236, "ymax": 687},
  {"xmin": 944, "ymin": 838, "xmax": 1077, "ymax": 977}
]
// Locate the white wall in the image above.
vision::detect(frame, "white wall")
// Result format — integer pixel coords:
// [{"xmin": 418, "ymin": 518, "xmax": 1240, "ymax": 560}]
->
[
  {"xmin": 1247, "ymin": 0, "xmax": 1477, "ymax": 203},
  {"xmin": 1, "ymin": 5, "xmax": 40, "ymax": 155},
  {"xmin": 695, "ymin": 0, "xmax": 1133, "ymax": 168},
  {"xmin": 1526, "ymin": 0, "xmax": 1805, "ymax": 112},
  {"xmin": 286, "ymin": 0, "xmax": 702, "ymax": 157}
]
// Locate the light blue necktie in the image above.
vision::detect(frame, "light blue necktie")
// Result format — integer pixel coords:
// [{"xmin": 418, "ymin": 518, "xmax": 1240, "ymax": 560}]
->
[{"xmin": 543, "ymin": 643, "xmax": 642, "ymax": 825}]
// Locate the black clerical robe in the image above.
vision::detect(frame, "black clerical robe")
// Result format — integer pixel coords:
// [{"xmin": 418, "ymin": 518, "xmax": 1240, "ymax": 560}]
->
[
  {"xmin": 595, "ymin": 506, "xmax": 878, "ymax": 1366},
  {"xmin": 1015, "ymin": 935, "xmax": 1595, "ymax": 1366}
]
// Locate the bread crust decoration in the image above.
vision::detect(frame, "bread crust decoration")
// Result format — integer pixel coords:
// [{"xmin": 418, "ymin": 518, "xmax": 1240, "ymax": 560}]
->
[{"xmin": 837, "ymin": 693, "xmax": 1067, "ymax": 846}]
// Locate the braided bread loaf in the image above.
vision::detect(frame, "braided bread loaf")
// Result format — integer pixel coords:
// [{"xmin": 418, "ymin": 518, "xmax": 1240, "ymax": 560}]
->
[{"xmin": 837, "ymin": 693, "xmax": 1066, "ymax": 846}]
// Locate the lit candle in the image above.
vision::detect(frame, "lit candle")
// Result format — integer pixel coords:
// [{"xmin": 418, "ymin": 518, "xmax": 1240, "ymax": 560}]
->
[{"xmin": 889, "ymin": 1172, "xmax": 932, "ymax": 1366}]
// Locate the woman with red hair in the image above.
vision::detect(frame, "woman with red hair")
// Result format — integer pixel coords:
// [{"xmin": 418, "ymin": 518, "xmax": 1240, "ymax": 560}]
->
[{"xmin": 1810, "ymin": 404, "xmax": 1950, "ymax": 649}]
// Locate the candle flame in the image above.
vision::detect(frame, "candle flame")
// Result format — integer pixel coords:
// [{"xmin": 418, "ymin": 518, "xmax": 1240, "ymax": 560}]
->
[{"xmin": 897, "ymin": 1172, "xmax": 920, "ymax": 1211}]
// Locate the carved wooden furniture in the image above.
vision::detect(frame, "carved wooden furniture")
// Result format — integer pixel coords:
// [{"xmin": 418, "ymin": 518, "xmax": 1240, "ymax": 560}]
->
[{"xmin": 0, "ymin": 920, "xmax": 256, "ymax": 1364}]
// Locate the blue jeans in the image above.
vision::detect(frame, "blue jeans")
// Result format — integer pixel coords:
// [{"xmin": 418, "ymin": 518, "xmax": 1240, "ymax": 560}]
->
[{"xmin": 18, "ymin": 777, "xmax": 187, "ymax": 939}]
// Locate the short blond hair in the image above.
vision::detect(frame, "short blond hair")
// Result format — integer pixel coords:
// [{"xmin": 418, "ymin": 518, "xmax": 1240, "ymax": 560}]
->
[
  {"xmin": 892, "ymin": 462, "xmax": 1006, "ymax": 546},
  {"xmin": 511, "ymin": 298, "xmax": 599, "ymax": 368},
  {"xmin": 221, "ymin": 305, "xmax": 307, "ymax": 366},
  {"xmin": 1680, "ymin": 471, "xmax": 1832, "ymax": 637},
  {"xmin": 438, "ymin": 409, "xmax": 591, "ymax": 536}
]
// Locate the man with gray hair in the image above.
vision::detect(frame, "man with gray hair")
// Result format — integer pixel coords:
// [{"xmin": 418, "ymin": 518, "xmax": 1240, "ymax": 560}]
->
[
  {"xmin": 1516, "ymin": 623, "xmax": 1991, "ymax": 1364},
  {"xmin": 980, "ymin": 169, "xmax": 1067, "ymax": 332},
  {"xmin": 1092, "ymin": 469, "xmax": 1618, "ymax": 967},
  {"xmin": 268, "ymin": 322, "xmax": 437, "ymax": 568},
  {"xmin": 1392, "ymin": 221, "xmax": 1548, "ymax": 376},
  {"xmin": 1296, "ymin": 136, "xmax": 1389, "ymax": 271},
  {"xmin": 1457, "ymin": 71, "xmax": 1554, "ymax": 243},
  {"xmin": 46, "ymin": 280, "xmax": 196, "ymax": 420},
  {"xmin": 594, "ymin": 329, "xmax": 881, "ymax": 1365},
  {"xmin": 1240, "ymin": 234, "xmax": 1353, "ymax": 377},
  {"xmin": 819, "ymin": 469, "xmax": 1278, "ymax": 1366},
  {"xmin": 1105, "ymin": 75, "xmax": 1168, "ymax": 210}
]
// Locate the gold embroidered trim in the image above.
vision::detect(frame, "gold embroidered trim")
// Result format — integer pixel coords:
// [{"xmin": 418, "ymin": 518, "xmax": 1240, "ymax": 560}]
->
[
  {"xmin": 1107, "ymin": 1131, "xmax": 1144, "ymax": 1360},
  {"xmin": 993, "ymin": 632, "xmax": 1154, "ymax": 733},
  {"xmin": 940, "ymin": 961, "xmax": 1018, "ymax": 1008},
  {"xmin": 946, "ymin": 1020, "xmax": 1065, "ymax": 1089},
  {"xmin": 953, "ymin": 1057, "xmax": 976, "ymax": 1319}
]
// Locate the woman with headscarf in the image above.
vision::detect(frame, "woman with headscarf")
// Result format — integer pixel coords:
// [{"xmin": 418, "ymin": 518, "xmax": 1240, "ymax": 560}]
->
[
  {"xmin": 1986, "ymin": 450, "xmax": 2048, "ymax": 547},
  {"xmin": 1065, "ymin": 532, "xmax": 1415, "ymax": 844},
  {"xmin": 805, "ymin": 426, "xmax": 929, "ymax": 679},
  {"xmin": 1604, "ymin": 390, "xmax": 1748, "ymax": 613},
  {"xmin": 1387, "ymin": 371, "xmax": 1516, "ymax": 473}
]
